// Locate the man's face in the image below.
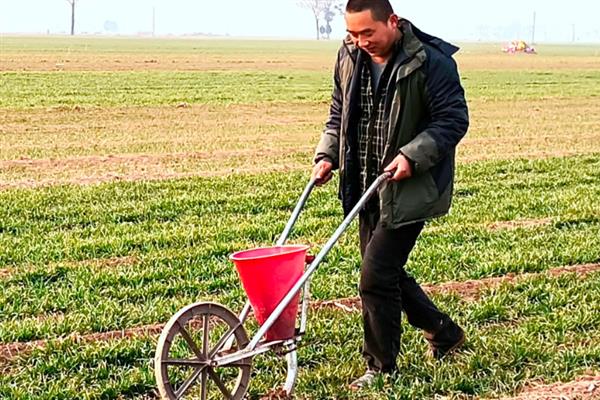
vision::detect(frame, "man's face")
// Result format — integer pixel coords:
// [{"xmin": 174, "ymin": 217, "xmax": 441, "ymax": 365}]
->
[{"xmin": 345, "ymin": 10, "xmax": 398, "ymax": 59}]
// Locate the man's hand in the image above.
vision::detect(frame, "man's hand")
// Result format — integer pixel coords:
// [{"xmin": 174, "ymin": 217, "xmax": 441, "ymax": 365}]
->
[
  {"xmin": 312, "ymin": 160, "xmax": 333, "ymax": 186},
  {"xmin": 384, "ymin": 154, "xmax": 413, "ymax": 181}
]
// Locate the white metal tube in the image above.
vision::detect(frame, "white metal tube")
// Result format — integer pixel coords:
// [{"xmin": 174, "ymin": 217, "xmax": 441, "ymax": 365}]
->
[
  {"xmin": 283, "ymin": 351, "xmax": 298, "ymax": 396},
  {"xmin": 223, "ymin": 301, "xmax": 252, "ymax": 351},
  {"xmin": 276, "ymin": 178, "xmax": 317, "ymax": 246},
  {"xmin": 299, "ymin": 277, "xmax": 311, "ymax": 334},
  {"xmin": 238, "ymin": 301, "xmax": 251, "ymax": 322}
]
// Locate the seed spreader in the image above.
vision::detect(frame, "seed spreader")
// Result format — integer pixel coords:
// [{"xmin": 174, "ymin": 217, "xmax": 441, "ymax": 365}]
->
[{"xmin": 154, "ymin": 172, "xmax": 392, "ymax": 399}]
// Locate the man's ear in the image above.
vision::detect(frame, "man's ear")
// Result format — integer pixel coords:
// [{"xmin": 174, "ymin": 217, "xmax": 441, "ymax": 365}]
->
[{"xmin": 388, "ymin": 14, "xmax": 399, "ymax": 29}]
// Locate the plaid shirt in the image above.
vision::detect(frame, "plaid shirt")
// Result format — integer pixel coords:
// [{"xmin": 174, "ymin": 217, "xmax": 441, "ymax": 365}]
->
[{"xmin": 358, "ymin": 61, "xmax": 388, "ymax": 194}]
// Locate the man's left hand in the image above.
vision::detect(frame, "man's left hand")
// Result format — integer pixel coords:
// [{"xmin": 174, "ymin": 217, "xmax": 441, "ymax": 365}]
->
[{"xmin": 384, "ymin": 154, "xmax": 413, "ymax": 181}]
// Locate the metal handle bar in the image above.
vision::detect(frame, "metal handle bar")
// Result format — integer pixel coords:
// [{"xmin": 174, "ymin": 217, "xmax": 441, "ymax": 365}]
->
[
  {"xmin": 248, "ymin": 171, "xmax": 393, "ymax": 349},
  {"xmin": 276, "ymin": 178, "xmax": 317, "ymax": 246}
]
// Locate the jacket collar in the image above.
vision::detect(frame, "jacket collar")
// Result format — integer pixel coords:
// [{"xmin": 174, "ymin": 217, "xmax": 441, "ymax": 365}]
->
[{"xmin": 403, "ymin": 19, "xmax": 459, "ymax": 56}]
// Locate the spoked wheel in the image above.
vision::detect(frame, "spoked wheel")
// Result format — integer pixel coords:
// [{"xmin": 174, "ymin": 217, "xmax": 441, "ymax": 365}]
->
[{"xmin": 155, "ymin": 302, "xmax": 252, "ymax": 400}]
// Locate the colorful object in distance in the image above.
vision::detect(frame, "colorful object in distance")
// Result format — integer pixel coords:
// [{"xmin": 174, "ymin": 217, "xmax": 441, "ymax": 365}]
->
[{"xmin": 502, "ymin": 40, "xmax": 536, "ymax": 54}]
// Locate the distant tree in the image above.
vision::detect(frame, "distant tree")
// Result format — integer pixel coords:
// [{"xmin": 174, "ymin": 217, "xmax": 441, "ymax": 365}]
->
[
  {"xmin": 298, "ymin": 0, "xmax": 343, "ymax": 40},
  {"xmin": 66, "ymin": 0, "xmax": 76, "ymax": 35},
  {"xmin": 321, "ymin": 2, "xmax": 343, "ymax": 39}
]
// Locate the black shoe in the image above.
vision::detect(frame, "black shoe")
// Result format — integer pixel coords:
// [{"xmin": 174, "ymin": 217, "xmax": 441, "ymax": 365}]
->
[{"xmin": 423, "ymin": 319, "xmax": 465, "ymax": 360}]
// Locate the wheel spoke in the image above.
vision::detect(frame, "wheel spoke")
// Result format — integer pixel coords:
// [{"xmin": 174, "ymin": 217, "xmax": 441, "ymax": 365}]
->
[
  {"xmin": 200, "ymin": 369, "xmax": 208, "ymax": 400},
  {"xmin": 202, "ymin": 313, "xmax": 210, "ymax": 357},
  {"xmin": 177, "ymin": 323, "xmax": 204, "ymax": 360},
  {"xmin": 175, "ymin": 367, "xmax": 204, "ymax": 399},
  {"xmin": 163, "ymin": 358, "xmax": 207, "ymax": 367},
  {"xmin": 208, "ymin": 367, "xmax": 233, "ymax": 399},
  {"xmin": 209, "ymin": 323, "xmax": 242, "ymax": 358}
]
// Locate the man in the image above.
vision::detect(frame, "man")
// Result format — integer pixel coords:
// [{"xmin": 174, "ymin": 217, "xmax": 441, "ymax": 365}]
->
[{"xmin": 311, "ymin": 0, "xmax": 469, "ymax": 390}]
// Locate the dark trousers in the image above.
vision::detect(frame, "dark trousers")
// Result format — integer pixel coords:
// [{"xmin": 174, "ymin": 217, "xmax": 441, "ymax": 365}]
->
[{"xmin": 359, "ymin": 211, "xmax": 450, "ymax": 372}]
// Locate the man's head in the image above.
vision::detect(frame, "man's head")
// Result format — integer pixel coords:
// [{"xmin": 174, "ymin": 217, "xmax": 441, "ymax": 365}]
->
[{"xmin": 345, "ymin": 0, "xmax": 399, "ymax": 60}]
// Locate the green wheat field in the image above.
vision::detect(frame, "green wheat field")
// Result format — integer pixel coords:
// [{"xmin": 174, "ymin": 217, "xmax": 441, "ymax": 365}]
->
[{"xmin": 0, "ymin": 36, "xmax": 599, "ymax": 399}]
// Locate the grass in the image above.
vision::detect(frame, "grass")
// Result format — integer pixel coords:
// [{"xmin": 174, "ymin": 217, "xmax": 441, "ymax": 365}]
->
[
  {"xmin": 1, "ymin": 69, "xmax": 599, "ymax": 109},
  {"xmin": 1, "ymin": 37, "xmax": 599, "ymax": 399},
  {"xmin": 0, "ymin": 37, "xmax": 341, "ymax": 57},
  {"xmin": 1, "ymin": 271, "xmax": 598, "ymax": 399},
  {"xmin": 2, "ymin": 37, "xmax": 599, "ymax": 73},
  {"xmin": 0, "ymin": 70, "xmax": 333, "ymax": 108},
  {"xmin": 0, "ymin": 155, "xmax": 598, "ymax": 345},
  {"xmin": 1, "ymin": 39, "xmax": 599, "ymax": 189}
]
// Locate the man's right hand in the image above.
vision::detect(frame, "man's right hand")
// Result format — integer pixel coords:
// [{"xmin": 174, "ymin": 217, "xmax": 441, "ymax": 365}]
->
[{"xmin": 312, "ymin": 160, "xmax": 333, "ymax": 186}]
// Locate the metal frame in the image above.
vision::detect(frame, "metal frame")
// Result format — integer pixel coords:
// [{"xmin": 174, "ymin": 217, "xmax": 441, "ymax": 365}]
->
[
  {"xmin": 156, "ymin": 172, "xmax": 392, "ymax": 398},
  {"xmin": 213, "ymin": 172, "xmax": 392, "ymax": 395}
]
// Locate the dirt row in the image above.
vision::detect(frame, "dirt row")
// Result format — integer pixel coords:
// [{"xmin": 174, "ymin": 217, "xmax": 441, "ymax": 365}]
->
[
  {"xmin": 499, "ymin": 374, "xmax": 600, "ymax": 400},
  {"xmin": 3, "ymin": 49, "xmax": 599, "ymax": 72},
  {"xmin": 266, "ymin": 377, "xmax": 600, "ymax": 400},
  {"xmin": 2, "ymin": 263, "xmax": 598, "ymax": 364},
  {"xmin": 2, "ymin": 97, "xmax": 600, "ymax": 190},
  {"xmin": 486, "ymin": 218, "xmax": 554, "ymax": 231},
  {"xmin": 422, "ymin": 217, "xmax": 554, "ymax": 235},
  {"xmin": 2, "ymin": 146, "xmax": 597, "ymax": 190},
  {"xmin": 314, "ymin": 263, "xmax": 600, "ymax": 311},
  {"xmin": 0, "ymin": 324, "xmax": 165, "ymax": 372},
  {"xmin": 0, "ymin": 159, "xmax": 310, "ymax": 191}
]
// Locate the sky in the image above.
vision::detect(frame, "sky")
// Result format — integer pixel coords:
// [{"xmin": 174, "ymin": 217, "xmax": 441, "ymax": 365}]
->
[{"xmin": 0, "ymin": 0, "xmax": 599, "ymax": 43}]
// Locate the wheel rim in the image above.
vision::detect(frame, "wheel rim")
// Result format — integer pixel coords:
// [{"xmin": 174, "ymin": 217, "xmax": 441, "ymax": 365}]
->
[{"xmin": 155, "ymin": 302, "xmax": 252, "ymax": 400}]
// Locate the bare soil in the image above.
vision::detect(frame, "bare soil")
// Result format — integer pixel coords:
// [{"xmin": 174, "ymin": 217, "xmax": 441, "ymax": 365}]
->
[
  {"xmin": 499, "ymin": 374, "xmax": 600, "ymax": 400},
  {"xmin": 260, "ymin": 388, "xmax": 291, "ymax": 400},
  {"xmin": 0, "ymin": 103, "xmax": 321, "ymax": 189},
  {"xmin": 487, "ymin": 218, "xmax": 554, "ymax": 231},
  {"xmin": 459, "ymin": 97, "xmax": 600, "ymax": 163},
  {"xmin": 3, "ymin": 49, "xmax": 598, "ymax": 73},
  {"xmin": 315, "ymin": 263, "xmax": 600, "ymax": 309},
  {"xmin": 0, "ymin": 52, "xmax": 335, "ymax": 73},
  {"xmin": 0, "ymin": 323, "xmax": 165, "ymax": 363},
  {"xmin": 2, "ymin": 97, "xmax": 600, "ymax": 189},
  {"xmin": 456, "ymin": 53, "xmax": 600, "ymax": 71}
]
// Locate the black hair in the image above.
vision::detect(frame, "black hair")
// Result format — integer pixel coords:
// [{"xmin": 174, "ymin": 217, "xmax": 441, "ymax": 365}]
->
[{"xmin": 345, "ymin": 0, "xmax": 394, "ymax": 22}]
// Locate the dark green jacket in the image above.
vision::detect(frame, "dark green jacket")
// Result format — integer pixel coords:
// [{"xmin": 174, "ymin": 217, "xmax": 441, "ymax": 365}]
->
[{"xmin": 314, "ymin": 20, "xmax": 469, "ymax": 228}]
